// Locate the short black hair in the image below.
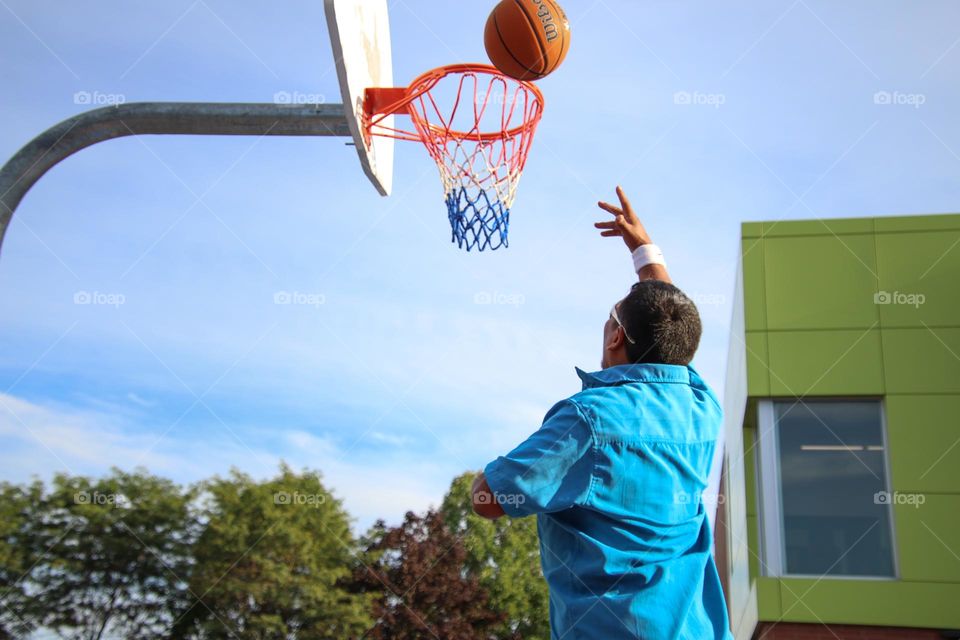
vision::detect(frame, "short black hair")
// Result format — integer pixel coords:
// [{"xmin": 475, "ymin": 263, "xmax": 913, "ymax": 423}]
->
[{"xmin": 617, "ymin": 281, "xmax": 702, "ymax": 365}]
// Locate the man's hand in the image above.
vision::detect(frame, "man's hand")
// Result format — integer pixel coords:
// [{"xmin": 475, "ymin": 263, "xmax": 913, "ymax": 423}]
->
[
  {"xmin": 471, "ymin": 472, "xmax": 505, "ymax": 520},
  {"xmin": 595, "ymin": 186, "xmax": 652, "ymax": 252},
  {"xmin": 595, "ymin": 186, "xmax": 671, "ymax": 283}
]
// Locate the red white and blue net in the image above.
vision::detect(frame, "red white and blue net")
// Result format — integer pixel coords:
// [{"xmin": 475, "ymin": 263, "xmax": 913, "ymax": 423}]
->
[{"xmin": 365, "ymin": 64, "xmax": 544, "ymax": 252}]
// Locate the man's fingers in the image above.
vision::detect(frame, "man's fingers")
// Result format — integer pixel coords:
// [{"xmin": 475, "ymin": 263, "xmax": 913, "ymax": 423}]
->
[
  {"xmin": 616, "ymin": 186, "xmax": 634, "ymax": 218},
  {"xmin": 594, "ymin": 220, "xmax": 618, "ymax": 229},
  {"xmin": 597, "ymin": 201, "xmax": 622, "ymax": 216},
  {"xmin": 600, "ymin": 230, "xmax": 622, "ymax": 237}
]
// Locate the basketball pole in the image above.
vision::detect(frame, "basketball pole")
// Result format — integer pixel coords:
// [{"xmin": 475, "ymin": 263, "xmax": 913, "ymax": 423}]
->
[{"xmin": 0, "ymin": 101, "xmax": 352, "ymax": 256}]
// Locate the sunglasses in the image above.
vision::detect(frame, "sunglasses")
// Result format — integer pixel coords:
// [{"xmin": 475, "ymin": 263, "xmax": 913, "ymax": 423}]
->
[{"xmin": 610, "ymin": 302, "xmax": 636, "ymax": 344}]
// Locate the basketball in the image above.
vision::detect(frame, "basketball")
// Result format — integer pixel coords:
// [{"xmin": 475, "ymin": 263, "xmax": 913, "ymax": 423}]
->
[{"xmin": 484, "ymin": 0, "xmax": 571, "ymax": 81}]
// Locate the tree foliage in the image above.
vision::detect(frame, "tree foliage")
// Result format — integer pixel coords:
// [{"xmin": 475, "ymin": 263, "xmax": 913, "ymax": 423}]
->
[
  {"xmin": 353, "ymin": 509, "xmax": 502, "ymax": 640},
  {"xmin": 0, "ymin": 467, "xmax": 551, "ymax": 639},
  {"xmin": 0, "ymin": 480, "xmax": 44, "ymax": 639},
  {"xmin": 174, "ymin": 465, "xmax": 371, "ymax": 639},
  {"xmin": 441, "ymin": 472, "xmax": 550, "ymax": 640},
  {"xmin": 12, "ymin": 469, "xmax": 197, "ymax": 640}
]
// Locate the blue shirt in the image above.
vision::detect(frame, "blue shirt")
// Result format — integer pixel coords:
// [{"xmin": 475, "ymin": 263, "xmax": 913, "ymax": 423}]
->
[{"xmin": 484, "ymin": 364, "xmax": 732, "ymax": 640}]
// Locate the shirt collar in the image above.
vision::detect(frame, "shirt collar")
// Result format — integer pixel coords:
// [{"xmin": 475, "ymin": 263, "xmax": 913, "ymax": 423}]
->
[{"xmin": 575, "ymin": 363, "xmax": 692, "ymax": 390}]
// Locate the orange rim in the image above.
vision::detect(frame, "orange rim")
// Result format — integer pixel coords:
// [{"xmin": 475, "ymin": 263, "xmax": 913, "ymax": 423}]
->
[{"xmin": 365, "ymin": 63, "xmax": 545, "ymax": 143}]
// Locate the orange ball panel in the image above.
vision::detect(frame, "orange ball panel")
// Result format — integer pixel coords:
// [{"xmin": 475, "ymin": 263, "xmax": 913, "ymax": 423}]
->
[{"xmin": 484, "ymin": 0, "xmax": 570, "ymax": 81}]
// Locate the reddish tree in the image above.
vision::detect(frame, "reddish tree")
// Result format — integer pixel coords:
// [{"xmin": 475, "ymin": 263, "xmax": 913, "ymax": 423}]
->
[{"xmin": 354, "ymin": 510, "xmax": 503, "ymax": 640}]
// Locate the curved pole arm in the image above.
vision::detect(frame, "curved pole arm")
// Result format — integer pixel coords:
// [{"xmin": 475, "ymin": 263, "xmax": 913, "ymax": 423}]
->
[{"xmin": 0, "ymin": 101, "xmax": 351, "ymax": 255}]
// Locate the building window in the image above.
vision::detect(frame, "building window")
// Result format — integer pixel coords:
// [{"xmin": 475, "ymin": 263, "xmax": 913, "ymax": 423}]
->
[{"xmin": 756, "ymin": 400, "xmax": 896, "ymax": 578}]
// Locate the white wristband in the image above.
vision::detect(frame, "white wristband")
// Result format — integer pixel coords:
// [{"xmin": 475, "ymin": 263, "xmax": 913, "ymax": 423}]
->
[{"xmin": 632, "ymin": 244, "xmax": 667, "ymax": 273}]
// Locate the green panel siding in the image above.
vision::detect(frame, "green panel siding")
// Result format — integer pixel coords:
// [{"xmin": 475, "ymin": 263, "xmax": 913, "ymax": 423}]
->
[
  {"xmin": 777, "ymin": 579, "xmax": 960, "ymax": 628},
  {"xmin": 766, "ymin": 330, "xmax": 884, "ymax": 396},
  {"xmin": 764, "ymin": 234, "xmax": 879, "ymax": 330},
  {"xmin": 746, "ymin": 515, "xmax": 760, "ymax": 577},
  {"xmin": 735, "ymin": 213, "xmax": 960, "ymax": 631},
  {"xmin": 874, "ymin": 213, "xmax": 960, "ymax": 233},
  {"xmin": 756, "ymin": 577, "xmax": 781, "ymax": 620},
  {"xmin": 745, "ymin": 332, "xmax": 770, "ymax": 396},
  {"xmin": 886, "ymin": 395, "xmax": 960, "ymax": 494},
  {"xmin": 876, "ymin": 230, "xmax": 960, "ymax": 327},
  {"xmin": 742, "ymin": 400, "xmax": 759, "ymax": 431},
  {"xmin": 742, "ymin": 239, "xmax": 767, "ymax": 332},
  {"xmin": 894, "ymin": 495, "xmax": 960, "ymax": 583},
  {"xmin": 882, "ymin": 328, "xmax": 960, "ymax": 394},
  {"xmin": 742, "ymin": 221, "xmax": 764, "ymax": 238},
  {"xmin": 743, "ymin": 427, "xmax": 757, "ymax": 518},
  {"xmin": 761, "ymin": 217, "xmax": 875, "ymax": 237}
]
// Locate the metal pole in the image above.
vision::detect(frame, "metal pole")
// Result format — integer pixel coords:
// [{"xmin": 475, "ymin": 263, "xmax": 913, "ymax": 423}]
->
[{"xmin": 0, "ymin": 101, "xmax": 351, "ymax": 256}]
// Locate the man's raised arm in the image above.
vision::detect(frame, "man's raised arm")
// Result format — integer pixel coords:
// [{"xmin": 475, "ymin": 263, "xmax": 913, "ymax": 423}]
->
[{"xmin": 596, "ymin": 186, "xmax": 672, "ymax": 284}]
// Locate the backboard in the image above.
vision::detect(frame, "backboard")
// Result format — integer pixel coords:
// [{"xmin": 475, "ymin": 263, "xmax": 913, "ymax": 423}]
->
[{"xmin": 324, "ymin": 0, "xmax": 394, "ymax": 196}]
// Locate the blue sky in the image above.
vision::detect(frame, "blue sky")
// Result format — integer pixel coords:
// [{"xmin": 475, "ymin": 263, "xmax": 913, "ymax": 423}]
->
[{"xmin": 1, "ymin": 0, "xmax": 958, "ymax": 530}]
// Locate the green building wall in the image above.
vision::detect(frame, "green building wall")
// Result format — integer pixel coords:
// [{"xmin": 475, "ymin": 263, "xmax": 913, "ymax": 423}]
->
[{"xmin": 738, "ymin": 213, "xmax": 960, "ymax": 630}]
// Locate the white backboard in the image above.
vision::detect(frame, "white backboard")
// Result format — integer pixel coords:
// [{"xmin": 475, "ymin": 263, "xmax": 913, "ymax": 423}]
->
[{"xmin": 324, "ymin": 0, "xmax": 394, "ymax": 196}]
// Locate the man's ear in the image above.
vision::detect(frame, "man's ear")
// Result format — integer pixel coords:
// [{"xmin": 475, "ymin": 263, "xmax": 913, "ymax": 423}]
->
[{"xmin": 606, "ymin": 326, "xmax": 625, "ymax": 353}]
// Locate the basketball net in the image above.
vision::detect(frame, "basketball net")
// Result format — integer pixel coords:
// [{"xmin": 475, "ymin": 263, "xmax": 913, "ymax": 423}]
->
[{"xmin": 364, "ymin": 64, "xmax": 544, "ymax": 252}]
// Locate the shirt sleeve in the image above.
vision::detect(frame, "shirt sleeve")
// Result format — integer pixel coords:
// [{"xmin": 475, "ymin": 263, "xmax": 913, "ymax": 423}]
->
[{"xmin": 483, "ymin": 399, "xmax": 595, "ymax": 517}]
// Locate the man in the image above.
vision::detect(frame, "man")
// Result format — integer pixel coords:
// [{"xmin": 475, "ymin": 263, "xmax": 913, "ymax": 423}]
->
[{"xmin": 472, "ymin": 187, "xmax": 731, "ymax": 639}]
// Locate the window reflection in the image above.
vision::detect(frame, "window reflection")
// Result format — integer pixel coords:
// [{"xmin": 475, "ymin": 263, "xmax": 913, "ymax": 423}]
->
[{"xmin": 775, "ymin": 401, "xmax": 895, "ymax": 577}]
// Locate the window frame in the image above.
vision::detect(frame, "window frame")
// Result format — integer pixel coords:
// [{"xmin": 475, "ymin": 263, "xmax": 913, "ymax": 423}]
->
[{"xmin": 754, "ymin": 397, "xmax": 899, "ymax": 580}]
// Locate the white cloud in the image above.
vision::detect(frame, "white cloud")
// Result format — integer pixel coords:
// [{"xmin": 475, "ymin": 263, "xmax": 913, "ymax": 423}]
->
[
  {"xmin": 0, "ymin": 393, "xmax": 176, "ymax": 473},
  {"xmin": 365, "ymin": 430, "xmax": 412, "ymax": 447},
  {"xmin": 0, "ymin": 392, "xmax": 449, "ymax": 531},
  {"xmin": 125, "ymin": 392, "xmax": 155, "ymax": 408}
]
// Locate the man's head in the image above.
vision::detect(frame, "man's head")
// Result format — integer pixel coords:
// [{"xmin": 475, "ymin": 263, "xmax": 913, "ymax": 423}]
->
[{"xmin": 602, "ymin": 280, "xmax": 702, "ymax": 368}]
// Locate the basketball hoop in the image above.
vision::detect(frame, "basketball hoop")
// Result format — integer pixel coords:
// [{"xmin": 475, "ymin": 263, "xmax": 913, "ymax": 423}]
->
[{"xmin": 364, "ymin": 64, "xmax": 544, "ymax": 252}]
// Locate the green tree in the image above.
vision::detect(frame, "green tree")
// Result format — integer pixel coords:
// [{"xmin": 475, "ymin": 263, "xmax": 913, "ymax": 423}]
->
[
  {"xmin": 175, "ymin": 465, "xmax": 370, "ymax": 639},
  {"xmin": 353, "ymin": 510, "xmax": 501, "ymax": 639},
  {"xmin": 441, "ymin": 471, "xmax": 550, "ymax": 640},
  {"xmin": 0, "ymin": 480, "xmax": 44, "ymax": 639},
  {"xmin": 31, "ymin": 469, "xmax": 198, "ymax": 640}
]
